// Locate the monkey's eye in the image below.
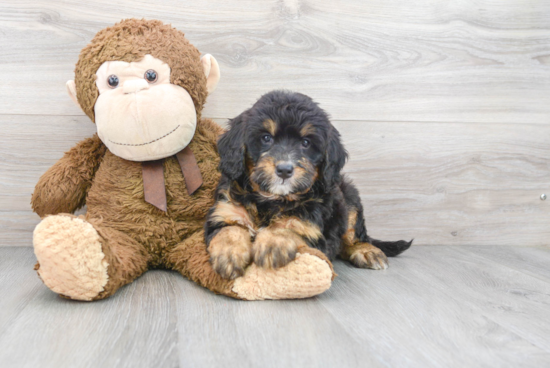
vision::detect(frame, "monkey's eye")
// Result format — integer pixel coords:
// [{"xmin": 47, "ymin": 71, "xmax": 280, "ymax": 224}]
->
[
  {"xmin": 107, "ymin": 75, "xmax": 119, "ymax": 88},
  {"xmin": 261, "ymin": 134, "xmax": 273, "ymax": 144},
  {"xmin": 144, "ymin": 69, "xmax": 158, "ymax": 83},
  {"xmin": 302, "ymin": 138, "xmax": 311, "ymax": 148}
]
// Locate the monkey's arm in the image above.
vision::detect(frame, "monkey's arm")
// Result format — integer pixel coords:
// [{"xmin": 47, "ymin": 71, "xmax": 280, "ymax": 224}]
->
[{"xmin": 31, "ymin": 134, "xmax": 107, "ymax": 217}]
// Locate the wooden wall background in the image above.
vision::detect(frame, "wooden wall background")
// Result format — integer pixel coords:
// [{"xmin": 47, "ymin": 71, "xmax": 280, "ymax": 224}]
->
[{"xmin": 1, "ymin": 0, "xmax": 549, "ymax": 247}]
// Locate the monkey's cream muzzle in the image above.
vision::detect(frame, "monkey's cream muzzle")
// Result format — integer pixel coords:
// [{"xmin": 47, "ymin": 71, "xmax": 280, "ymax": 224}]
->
[
  {"xmin": 122, "ymin": 79, "xmax": 149, "ymax": 94},
  {"xmin": 86, "ymin": 55, "xmax": 196, "ymax": 161}
]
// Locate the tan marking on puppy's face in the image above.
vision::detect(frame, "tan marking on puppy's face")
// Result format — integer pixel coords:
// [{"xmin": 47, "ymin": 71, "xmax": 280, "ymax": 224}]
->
[
  {"xmin": 292, "ymin": 158, "xmax": 318, "ymax": 191},
  {"xmin": 210, "ymin": 201, "xmax": 257, "ymax": 235},
  {"xmin": 262, "ymin": 119, "xmax": 277, "ymax": 136},
  {"xmin": 250, "ymin": 156, "xmax": 282, "ymax": 196},
  {"xmin": 299, "ymin": 123, "xmax": 316, "ymax": 137},
  {"xmin": 254, "ymin": 156, "xmax": 276, "ymax": 177},
  {"xmin": 271, "ymin": 216, "xmax": 322, "ymax": 241},
  {"xmin": 209, "ymin": 226, "xmax": 252, "ymax": 279},
  {"xmin": 250, "ymin": 156, "xmax": 318, "ymax": 199}
]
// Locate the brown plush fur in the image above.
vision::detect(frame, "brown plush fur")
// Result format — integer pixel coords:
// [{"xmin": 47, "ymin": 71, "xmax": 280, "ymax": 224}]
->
[
  {"xmin": 31, "ymin": 135, "xmax": 106, "ymax": 215},
  {"xmin": 31, "ymin": 19, "xmax": 238, "ymax": 300},
  {"xmin": 33, "ymin": 117, "xmax": 238, "ymax": 299},
  {"xmin": 75, "ymin": 19, "xmax": 208, "ymax": 123}
]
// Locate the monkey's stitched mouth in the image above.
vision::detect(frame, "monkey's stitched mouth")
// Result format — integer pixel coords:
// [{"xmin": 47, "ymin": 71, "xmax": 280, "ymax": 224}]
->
[{"xmin": 109, "ymin": 125, "xmax": 180, "ymax": 146}]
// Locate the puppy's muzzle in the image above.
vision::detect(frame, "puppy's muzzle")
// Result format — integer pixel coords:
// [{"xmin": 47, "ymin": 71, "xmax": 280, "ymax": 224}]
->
[{"xmin": 275, "ymin": 162, "xmax": 294, "ymax": 179}]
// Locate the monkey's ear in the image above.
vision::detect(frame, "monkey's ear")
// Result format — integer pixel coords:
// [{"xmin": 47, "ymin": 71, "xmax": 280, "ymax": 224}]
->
[
  {"xmin": 201, "ymin": 54, "xmax": 220, "ymax": 94},
  {"xmin": 66, "ymin": 80, "xmax": 82, "ymax": 110},
  {"xmin": 321, "ymin": 126, "xmax": 348, "ymax": 191},
  {"xmin": 217, "ymin": 113, "xmax": 247, "ymax": 180}
]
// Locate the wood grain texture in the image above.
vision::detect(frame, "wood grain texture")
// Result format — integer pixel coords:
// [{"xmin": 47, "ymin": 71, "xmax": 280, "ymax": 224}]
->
[
  {"xmin": 173, "ymin": 278, "xmax": 376, "ymax": 368},
  {"xmin": 2, "ymin": 114, "xmax": 548, "ymax": 247},
  {"xmin": 1, "ymin": 246, "xmax": 550, "ymax": 367},
  {"xmin": 405, "ymin": 246, "xmax": 550, "ymax": 353},
  {"xmin": 336, "ymin": 120, "xmax": 550, "ymax": 246},
  {"xmin": 0, "ymin": 249, "xmax": 179, "ymax": 368},
  {"xmin": 0, "ymin": 0, "xmax": 549, "ymax": 123},
  {"xmin": 319, "ymin": 247, "xmax": 550, "ymax": 367},
  {"xmin": 463, "ymin": 244, "xmax": 550, "ymax": 282},
  {"xmin": 0, "ymin": 0, "xmax": 549, "ymax": 248}
]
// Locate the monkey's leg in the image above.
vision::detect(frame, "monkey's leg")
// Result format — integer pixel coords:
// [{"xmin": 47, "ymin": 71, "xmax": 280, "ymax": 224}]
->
[
  {"xmin": 33, "ymin": 215, "xmax": 149, "ymax": 301},
  {"xmin": 166, "ymin": 230, "xmax": 335, "ymax": 300}
]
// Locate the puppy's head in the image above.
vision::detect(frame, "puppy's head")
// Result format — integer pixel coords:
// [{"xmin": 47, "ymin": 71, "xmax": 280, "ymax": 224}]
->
[{"xmin": 218, "ymin": 90, "xmax": 347, "ymax": 196}]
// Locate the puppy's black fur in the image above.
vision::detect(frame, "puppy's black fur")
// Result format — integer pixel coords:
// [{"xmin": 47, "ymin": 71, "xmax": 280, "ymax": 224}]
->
[{"xmin": 205, "ymin": 90, "xmax": 412, "ymax": 278}]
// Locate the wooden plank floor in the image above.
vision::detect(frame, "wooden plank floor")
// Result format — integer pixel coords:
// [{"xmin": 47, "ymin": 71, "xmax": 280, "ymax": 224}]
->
[{"xmin": 1, "ymin": 246, "xmax": 549, "ymax": 368}]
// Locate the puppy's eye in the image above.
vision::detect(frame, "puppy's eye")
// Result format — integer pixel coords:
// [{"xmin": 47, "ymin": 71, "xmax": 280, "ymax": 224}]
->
[
  {"xmin": 262, "ymin": 134, "xmax": 273, "ymax": 144},
  {"xmin": 144, "ymin": 69, "xmax": 158, "ymax": 83},
  {"xmin": 302, "ymin": 138, "xmax": 311, "ymax": 148},
  {"xmin": 107, "ymin": 75, "xmax": 119, "ymax": 88}
]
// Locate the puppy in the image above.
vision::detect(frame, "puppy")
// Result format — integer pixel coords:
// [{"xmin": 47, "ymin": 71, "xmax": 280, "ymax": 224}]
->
[{"xmin": 205, "ymin": 90, "xmax": 412, "ymax": 279}]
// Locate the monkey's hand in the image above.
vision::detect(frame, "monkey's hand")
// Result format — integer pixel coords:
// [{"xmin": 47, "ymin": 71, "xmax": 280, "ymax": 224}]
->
[{"xmin": 31, "ymin": 134, "xmax": 106, "ymax": 217}]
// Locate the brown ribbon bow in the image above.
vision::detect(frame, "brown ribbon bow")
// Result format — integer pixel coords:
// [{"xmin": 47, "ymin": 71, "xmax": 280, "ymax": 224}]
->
[{"xmin": 141, "ymin": 146, "xmax": 203, "ymax": 211}]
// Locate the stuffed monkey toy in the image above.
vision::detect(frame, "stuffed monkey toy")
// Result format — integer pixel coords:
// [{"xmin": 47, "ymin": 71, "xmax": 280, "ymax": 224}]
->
[{"xmin": 30, "ymin": 19, "xmax": 334, "ymax": 301}]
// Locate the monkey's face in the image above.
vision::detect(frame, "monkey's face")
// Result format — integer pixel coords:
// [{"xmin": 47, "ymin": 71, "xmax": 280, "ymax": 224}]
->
[{"xmin": 93, "ymin": 54, "xmax": 197, "ymax": 161}]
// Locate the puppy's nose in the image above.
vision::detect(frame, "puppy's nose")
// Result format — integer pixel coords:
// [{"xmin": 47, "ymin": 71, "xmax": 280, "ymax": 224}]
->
[
  {"xmin": 123, "ymin": 79, "xmax": 149, "ymax": 94},
  {"xmin": 276, "ymin": 162, "xmax": 294, "ymax": 179}
]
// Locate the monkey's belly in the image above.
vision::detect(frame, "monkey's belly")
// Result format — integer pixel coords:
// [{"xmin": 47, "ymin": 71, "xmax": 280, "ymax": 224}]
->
[{"xmin": 86, "ymin": 151, "xmax": 218, "ymax": 262}]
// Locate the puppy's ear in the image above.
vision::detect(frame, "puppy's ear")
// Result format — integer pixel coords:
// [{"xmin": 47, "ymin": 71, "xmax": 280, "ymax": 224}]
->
[
  {"xmin": 321, "ymin": 126, "xmax": 348, "ymax": 190},
  {"xmin": 217, "ymin": 113, "xmax": 247, "ymax": 180}
]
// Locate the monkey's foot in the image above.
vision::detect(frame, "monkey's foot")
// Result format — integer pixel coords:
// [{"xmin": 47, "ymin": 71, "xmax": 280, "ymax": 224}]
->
[
  {"xmin": 231, "ymin": 247, "xmax": 333, "ymax": 300},
  {"xmin": 33, "ymin": 215, "xmax": 109, "ymax": 301}
]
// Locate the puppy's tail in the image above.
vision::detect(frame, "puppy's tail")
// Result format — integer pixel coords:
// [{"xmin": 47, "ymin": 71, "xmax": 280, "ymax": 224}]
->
[{"xmin": 368, "ymin": 238, "xmax": 413, "ymax": 257}]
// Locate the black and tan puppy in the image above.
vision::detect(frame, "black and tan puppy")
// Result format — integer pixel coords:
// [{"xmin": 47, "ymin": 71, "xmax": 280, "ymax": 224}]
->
[{"xmin": 205, "ymin": 90, "xmax": 412, "ymax": 279}]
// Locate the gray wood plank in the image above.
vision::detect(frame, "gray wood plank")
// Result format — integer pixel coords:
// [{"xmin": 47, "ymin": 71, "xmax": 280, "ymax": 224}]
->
[
  {"xmin": 462, "ymin": 245, "xmax": 550, "ymax": 282},
  {"xmin": 0, "ymin": 0, "xmax": 549, "ymax": 123},
  {"xmin": 2, "ymin": 115, "xmax": 548, "ymax": 247},
  {"xmin": 0, "ymin": 263, "xmax": 179, "ymax": 368},
  {"xmin": 397, "ymin": 246, "xmax": 550, "ymax": 353},
  {"xmin": 1, "ymin": 247, "xmax": 550, "ymax": 367},
  {"xmin": 337, "ymin": 120, "xmax": 550, "ymax": 246},
  {"xmin": 173, "ymin": 277, "xmax": 381, "ymax": 368},
  {"xmin": 0, "ymin": 247, "xmax": 43, "ymax": 332},
  {"xmin": 319, "ymin": 247, "xmax": 550, "ymax": 367}
]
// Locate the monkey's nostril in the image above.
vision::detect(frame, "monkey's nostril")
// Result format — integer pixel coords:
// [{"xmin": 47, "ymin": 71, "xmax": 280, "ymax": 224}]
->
[
  {"xmin": 276, "ymin": 163, "xmax": 294, "ymax": 179},
  {"xmin": 122, "ymin": 79, "xmax": 150, "ymax": 94}
]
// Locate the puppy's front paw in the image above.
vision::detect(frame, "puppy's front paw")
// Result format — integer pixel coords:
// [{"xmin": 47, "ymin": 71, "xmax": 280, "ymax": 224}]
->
[
  {"xmin": 349, "ymin": 244, "xmax": 389, "ymax": 270},
  {"xmin": 252, "ymin": 229, "xmax": 300, "ymax": 269},
  {"xmin": 209, "ymin": 226, "xmax": 252, "ymax": 279}
]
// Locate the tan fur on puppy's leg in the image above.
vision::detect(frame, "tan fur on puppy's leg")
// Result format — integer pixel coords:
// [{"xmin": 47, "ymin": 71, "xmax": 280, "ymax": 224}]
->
[
  {"xmin": 341, "ymin": 242, "xmax": 389, "ymax": 270},
  {"xmin": 167, "ymin": 230, "xmax": 334, "ymax": 300},
  {"xmin": 166, "ymin": 230, "xmax": 241, "ymax": 298},
  {"xmin": 208, "ymin": 226, "xmax": 252, "ymax": 279},
  {"xmin": 252, "ymin": 228, "xmax": 303, "ymax": 269},
  {"xmin": 34, "ymin": 215, "xmax": 109, "ymax": 301}
]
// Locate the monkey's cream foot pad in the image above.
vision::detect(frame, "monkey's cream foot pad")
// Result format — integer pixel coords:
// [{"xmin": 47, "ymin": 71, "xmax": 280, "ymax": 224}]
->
[
  {"xmin": 33, "ymin": 215, "xmax": 109, "ymax": 301},
  {"xmin": 232, "ymin": 253, "xmax": 333, "ymax": 300}
]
